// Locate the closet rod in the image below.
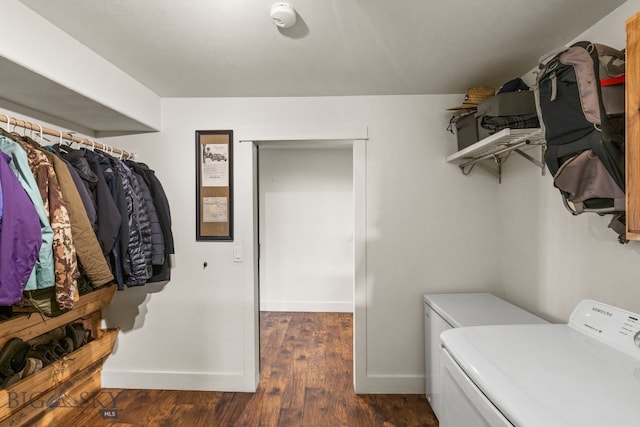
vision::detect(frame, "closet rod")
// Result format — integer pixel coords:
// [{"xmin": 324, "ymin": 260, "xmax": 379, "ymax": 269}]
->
[{"xmin": 0, "ymin": 115, "xmax": 135, "ymax": 159}]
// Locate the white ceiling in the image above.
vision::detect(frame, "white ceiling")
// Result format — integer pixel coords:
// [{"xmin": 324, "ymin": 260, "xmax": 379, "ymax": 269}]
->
[{"xmin": 18, "ymin": 0, "xmax": 626, "ymax": 98}]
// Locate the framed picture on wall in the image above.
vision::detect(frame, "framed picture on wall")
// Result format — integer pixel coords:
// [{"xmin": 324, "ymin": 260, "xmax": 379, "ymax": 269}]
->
[{"xmin": 195, "ymin": 130, "xmax": 234, "ymax": 241}]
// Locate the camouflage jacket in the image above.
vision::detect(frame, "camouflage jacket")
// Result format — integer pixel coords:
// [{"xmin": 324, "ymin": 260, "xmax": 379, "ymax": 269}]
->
[{"xmin": 18, "ymin": 137, "xmax": 78, "ymax": 310}]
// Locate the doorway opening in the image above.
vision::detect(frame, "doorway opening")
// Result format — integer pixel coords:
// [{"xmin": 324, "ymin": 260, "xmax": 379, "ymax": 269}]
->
[
  {"xmin": 257, "ymin": 142, "xmax": 354, "ymax": 313},
  {"xmin": 238, "ymin": 130, "xmax": 367, "ymax": 392},
  {"xmin": 256, "ymin": 141, "xmax": 354, "ymax": 393}
]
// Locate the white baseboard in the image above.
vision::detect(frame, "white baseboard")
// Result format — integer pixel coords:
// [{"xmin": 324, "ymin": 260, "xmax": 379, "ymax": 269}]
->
[
  {"xmin": 102, "ymin": 370, "xmax": 425, "ymax": 394},
  {"xmin": 360, "ymin": 374, "xmax": 426, "ymax": 394},
  {"xmin": 260, "ymin": 300, "xmax": 353, "ymax": 312},
  {"xmin": 101, "ymin": 369, "xmax": 254, "ymax": 392}
]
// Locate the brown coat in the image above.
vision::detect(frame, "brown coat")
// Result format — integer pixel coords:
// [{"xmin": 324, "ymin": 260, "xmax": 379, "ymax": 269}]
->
[{"xmin": 38, "ymin": 146, "xmax": 115, "ymax": 287}]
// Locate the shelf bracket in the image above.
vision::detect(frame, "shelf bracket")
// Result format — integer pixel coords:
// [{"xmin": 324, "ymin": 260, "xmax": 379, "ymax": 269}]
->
[
  {"xmin": 514, "ymin": 145, "xmax": 546, "ymax": 176},
  {"xmin": 449, "ymin": 128, "xmax": 547, "ymax": 183},
  {"xmin": 496, "ymin": 156, "xmax": 503, "ymax": 184},
  {"xmin": 462, "ymin": 161, "xmax": 500, "ymax": 180}
]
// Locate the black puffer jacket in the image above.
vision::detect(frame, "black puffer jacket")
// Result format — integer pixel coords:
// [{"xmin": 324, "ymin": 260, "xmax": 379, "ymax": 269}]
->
[
  {"xmin": 130, "ymin": 168, "xmax": 165, "ymax": 266},
  {"xmin": 123, "ymin": 163, "xmax": 153, "ymax": 272},
  {"xmin": 114, "ymin": 159, "xmax": 150, "ymax": 286},
  {"xmin": 129, "ymin": 162, "xmax": 174, "ymax": 283}
]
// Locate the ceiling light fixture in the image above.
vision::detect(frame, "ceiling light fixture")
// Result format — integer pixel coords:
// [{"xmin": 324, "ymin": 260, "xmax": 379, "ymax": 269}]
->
[{"xmin": 270, "ymin": 2, "xmax": 297, "ymax": 29}]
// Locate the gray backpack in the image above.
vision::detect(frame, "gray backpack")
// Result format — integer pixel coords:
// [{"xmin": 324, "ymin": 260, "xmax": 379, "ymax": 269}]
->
[{"xmin": 535, "ymin": 41, "xmax": 626, "ymax": 242}]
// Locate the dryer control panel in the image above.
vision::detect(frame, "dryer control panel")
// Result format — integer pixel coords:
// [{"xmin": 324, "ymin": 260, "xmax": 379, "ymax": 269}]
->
[{"xmin": 569, "ymin": 300, "xmax": 640, "ymax": 359}]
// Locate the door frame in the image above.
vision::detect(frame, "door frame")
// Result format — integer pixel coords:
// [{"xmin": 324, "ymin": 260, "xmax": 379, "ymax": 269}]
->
[{"xmin": 237, "ymin": 126, "xmax": 368, "ymax": 392}]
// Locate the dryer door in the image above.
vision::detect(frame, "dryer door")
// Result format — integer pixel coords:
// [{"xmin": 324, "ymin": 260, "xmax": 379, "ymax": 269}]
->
[{"xmin": 439, "ymin": 348, "xmax": 513, "ymax": 427}]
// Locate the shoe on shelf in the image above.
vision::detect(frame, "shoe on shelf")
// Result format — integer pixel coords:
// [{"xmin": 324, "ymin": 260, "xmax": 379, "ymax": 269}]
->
[
  {"xmin": 48, "ymin": 341, "xmax": 67, "ymax": 359},
  {"xmin": 0, "ymin": 338, "xmax": 30, "ymax": 378},
  {"xmin": 27, "ymin": 333, "xmax": 53, "ymax": 348},
  {"xmin": 0, "ymin": 372, "xmax": 22, "ymax": 389},
  {"xmin": 27, "ymin": 346, "xmax": 56, "ymax": 366},
  {"xmin": 21, "ymin": 357, "xmax": 43, "ymax": 379},
  {"xmin": 66, "ymin": 324, "xmax": 86, "ymax": 351},
  {"xmin": 61, "ymin": 337, "xmax": 75, "ymax": 354},
  {"xmin": 47, "ymin": 326, "xmax": 66, "ymax": 342}
]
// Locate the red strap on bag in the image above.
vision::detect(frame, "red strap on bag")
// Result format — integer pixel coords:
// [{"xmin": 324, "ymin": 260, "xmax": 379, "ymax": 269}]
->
[{"xmin": 601, "ymin": 75, "xmax": 625, "ymax": 86}]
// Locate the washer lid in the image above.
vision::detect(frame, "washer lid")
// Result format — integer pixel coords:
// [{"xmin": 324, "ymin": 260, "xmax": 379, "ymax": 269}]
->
[
  {"xmin": 442, "ymin": 324, "xmax": 640, "ymax": 427},
  {"xmin": 423, "ymin": 293, "xmax": 547, "ymax": 328}
]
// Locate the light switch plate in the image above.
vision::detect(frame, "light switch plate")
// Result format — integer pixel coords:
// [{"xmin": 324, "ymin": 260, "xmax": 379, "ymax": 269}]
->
[{"xmin": 233, "ymin": 246, "xmax": 243, "ymax": 263}]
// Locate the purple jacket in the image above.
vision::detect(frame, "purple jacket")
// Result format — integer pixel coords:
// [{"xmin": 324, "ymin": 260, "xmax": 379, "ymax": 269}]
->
[
  {"xmin": 0, "ymin": 176, "xmax": 3, "ymax": 227},
  {"xmin": 0, "ymin": 152, "xmax": 42, "ymax": 305}
]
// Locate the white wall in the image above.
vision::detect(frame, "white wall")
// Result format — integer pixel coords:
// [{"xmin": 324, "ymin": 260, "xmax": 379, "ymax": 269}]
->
[
  {"xmin": 497, "ymin": 0, "xmax": 640, "ymax": 322},
  {"xmin": 258, "ymin": 146, "xmax": 354, "ymax": 313},
  {"xmin": 99, "ymin": 95, "xmax": 500, "ymax": 392}
]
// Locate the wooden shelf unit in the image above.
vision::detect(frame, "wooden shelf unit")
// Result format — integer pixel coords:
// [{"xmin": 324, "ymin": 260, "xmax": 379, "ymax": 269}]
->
[{"xmin": 0, "ymin": 285, "xmax": 118, "ymax": 426}]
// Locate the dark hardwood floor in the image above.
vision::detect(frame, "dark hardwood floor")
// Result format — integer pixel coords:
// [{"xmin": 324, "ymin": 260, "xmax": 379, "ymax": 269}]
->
[{"xmin": 53, "ymin": 312, "xmax": 438, "ymax": 426}]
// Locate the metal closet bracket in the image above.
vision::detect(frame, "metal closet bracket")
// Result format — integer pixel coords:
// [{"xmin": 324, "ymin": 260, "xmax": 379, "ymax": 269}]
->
[{"xmin": 448, "ymin": 128, "xmax": 547, "ymax": 183}]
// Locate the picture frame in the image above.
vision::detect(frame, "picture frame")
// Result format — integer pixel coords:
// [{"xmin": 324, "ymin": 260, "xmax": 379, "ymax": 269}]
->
[{"xmin": 195, "ymin": 130, "xmax": 233, "ymax": 241}]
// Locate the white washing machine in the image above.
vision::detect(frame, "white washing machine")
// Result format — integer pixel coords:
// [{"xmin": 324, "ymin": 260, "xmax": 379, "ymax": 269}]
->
[
  {"xmin": 423, "ymin": 293, "xmax": 547, "ymax": 417},
  {"xmin": 440, "ymin": 299, "xmax": 640, "ymax": 427}
]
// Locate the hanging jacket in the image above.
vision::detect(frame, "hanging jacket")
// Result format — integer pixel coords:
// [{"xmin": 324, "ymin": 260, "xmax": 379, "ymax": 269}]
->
[
  {"xmin": 0, "ymin": 152, "xmax": 42, "ymax": 305},
  {"xmin": 33, "ymin": 145, "xmax": 114, "ymax": 288},
  {"xmin": 16, "ymin": 136, "xmax": 78, "ymax": 310},
  {"xmin": 58, "ymin": 146, "xmax": 120, "ymax": 256},
  {"xmin": 83, "ymin": 149, "xmax": 128, "ymax": 288},
  {"xmin": 54, "ymin": 145, "xmax": 99, "ymax": 205},
  {"xmin": 129, "ymin": 161, "xmax": 174, "ymax": 283},
  {"xmin": 121, "ymin": 162, "xmax": 153, "ymax": 277},
  {"xmin": 130, "ymin": 168, "xmax": 165, "ymax": 266},
  {"xmin": 50, "ymin": 150, "xmax": 97, "ymax": 228},
  {"xmin": 112, "ymin": 157, "xmax": 149, "ymax": 286},
  {"xmin": 0, "ymin": 134, "xmax": 55, "ymax": 290},
  {"xmin": 0, "ymin": 175, "xmax": 3, "ymax": 228}
]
